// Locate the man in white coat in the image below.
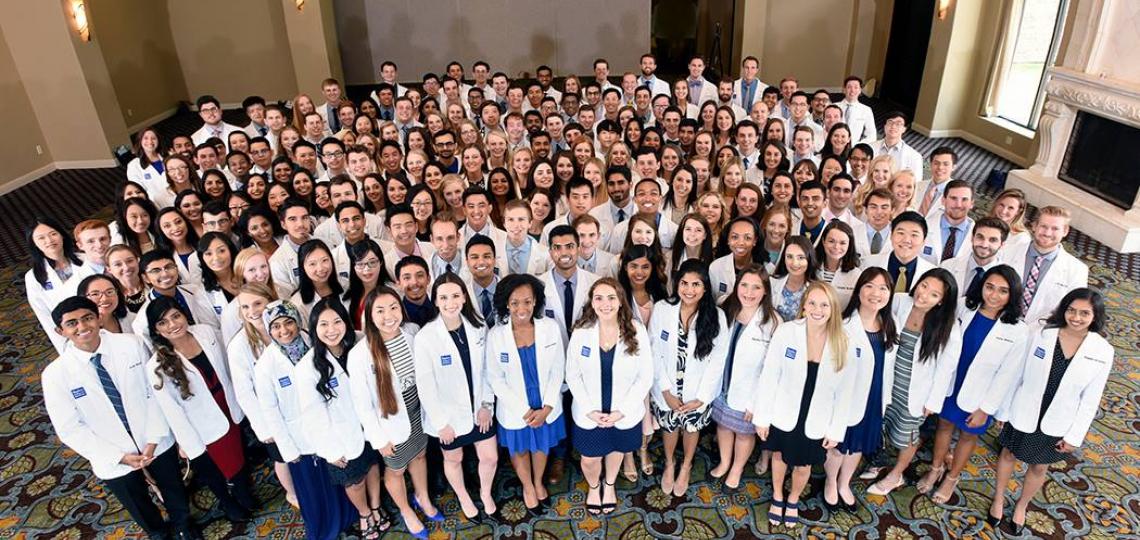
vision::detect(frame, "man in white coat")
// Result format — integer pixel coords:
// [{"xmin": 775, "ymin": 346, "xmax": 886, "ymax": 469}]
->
[
  {"xmin": 601, "ymin": 177, "xmax": 678, "ymax": 253},
  {"xmin": 588, "ymin": 166, "xmax": 637, "ymax": 247},
  {"xmin": 920, "ymin": 180, "xmax": 975, "ymax": 265},
  {"xmin": 940, "ymin": 217, "xmax": 1009, "ymax": 298},
  {"xmin": 133, "ymin": 250, "xmax": 220, "ymax": 337},
  {"xmin": 915, "ymin": 147, "xmax": 959, "ymax": 217},
  {"xmin": 543, "ymin": 224, "xmax": 600, "ymax": 347},
  {"xmin": 685, "ymin": 55, "xmax": 718, "ymax": 107},
  {"xmin": 863, "ymin": 211, "xmax": 938, "ymax": 295},
  {"xmin": 190, "ymin": 95, "xmax": 242, "ymax": 148},
  {"xmin": 637, "ymin": 53, "xmax": 671, "ymax": 98},
  {"xmin": 43, "ymin": 297, "xmax": 198, "ymax": 540},
  {"xmin": 732, "ymin": 56, "xmax": 766, "ymax": 112},
  {"xmin": 872, "ymin": 111, "xmax": 924, "ymax": 176},
  {"xmin": 1003, "ymin": 206, "xmax": 1089, "ymax": 323},
  {"xmin": 838, "ymin": 76, "xmax": 877, "ymax": 143}
]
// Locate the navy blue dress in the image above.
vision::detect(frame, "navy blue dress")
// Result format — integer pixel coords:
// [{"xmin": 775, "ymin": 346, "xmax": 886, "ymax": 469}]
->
[
  {"xmin": 574, "ymin": 346, "xmax": 642, "ymax": 457},
  {"xmin": 940, "ymin": 313, "xmax": 997, "ymax": 435},
  {"xmin": 839, "ymin": 331, "xmax": 886, "ymax": 456}
]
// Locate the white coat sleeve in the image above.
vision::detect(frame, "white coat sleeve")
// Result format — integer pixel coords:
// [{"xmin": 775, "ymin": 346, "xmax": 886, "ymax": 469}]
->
[
  {"xmin": 618, "ymin": 327, "xmax": 655, "ymax": 418},
  {"xmin": 542, "ymin": 330, "xmax": 566, "ymax": 410},
  {"xmin": 42, "ymin": 367, "xmax": 129, "ymax": 471},
  {"xmin": 649, "ymin": 313, "xmax": 675, "ymax": 399},
  {"xmin": 25, "ymin": 275, "xmax": 68, "ymax": 354},
  {"xmin": 751, "ymin": 328, "xmax": 787, "ymax": 429},
  {"xmin": 827, "ymin": 348, "xmax": 859, "ymax": 443},
  {"xmin": 294, "ymin": 366, "xmax": 341, "ymax": 462},
  {"xmin": 412, "ymin": 335, "xmax": 452, "ymax": 431},
  {"xmin": 563, "ymin": 331, "xmax": 592, "ymax": 410},
  {"xmin": 1065, "ymin": 354, "xmax": 1112, "ymax": 447},
  {"xmin": 253, "ymin": 357, "xmax": 300, "ymax": 462},
  {"xmin": 227, "ymin": 342, "xmax": 271, "ymax": 441},
  {"xmin": 347, "ymin": 351, "xmax": 390, "ymax": 450},
  {"xmin": 695, "ymin": 316, "xmax": 730, "ymax": 405},
  {"xmin": 485, "ymin": 337, "xmax": 531, "ymax": 414},
  {"xmin": 979, "ymin": 326, "xmax": 1030, "ymax": 415},
  {"xmin": 925, "ymin": 325, "xmax": 963, "ymax": 414}
]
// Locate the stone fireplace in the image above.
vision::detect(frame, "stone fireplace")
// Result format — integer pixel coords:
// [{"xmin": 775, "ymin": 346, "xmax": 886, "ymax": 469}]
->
[{"xmin": 1007, "ymin": 0, "xmax": 1140, "ymax": 253}]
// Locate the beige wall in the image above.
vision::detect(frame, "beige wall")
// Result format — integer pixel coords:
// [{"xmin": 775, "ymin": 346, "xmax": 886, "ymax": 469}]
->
[
  {"xmin": 167, "ymin": 0, "xmax": 298, "ymax": 104},
  {"xmin": 0, "ymin": 24, "xmax": 53, "ymax": 188},
  {"xmin": 735, "ymin": 0, "xmax": 888, "ymax": 88},
  {"xmin": 90, "ymin": 0, "xmax": 188, "ymax": 129},
  {"xmin": 281, "ymin": 0, "xmax": 343, "ymax": 99}
]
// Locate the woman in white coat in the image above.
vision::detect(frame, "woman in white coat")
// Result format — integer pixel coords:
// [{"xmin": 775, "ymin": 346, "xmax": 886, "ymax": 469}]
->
[
  {"xmin": 923, "ymin": 265, "xmax": 1028, "ymax": 504},
  {"xmin": 770, "ymin": 236, "xmax": 819, "ymax": 322},
  {"xmin": 25, "ymin": 217, "xmax": 94, "ymax": 353},
  {"xmin": 867, "ymin": 269, "xmax": 962, "ymax": 496},
  {"xmin": 413, "ymin": 273, "xmax": 499, "ymax": 523},
  {"xmin": 126, "ymin": 127, "xmax": 167, "ymax": 197},
  {"xmin": 813, "ymin": 221, "xmax": 862, "ymax": 308},
  {"xmin": 753, "ymin": 282, "xmax": 857, "ymax": 529},
  {"xmin": 226, "ymin": 282, "xmax": 297, "ymax": 507},
  {"xmin": 144, "ymin": 297, "xmax": 255, "ymax": 522},
  {"xmin": 649, "ymin": 259, "xmax": 728, "ymax": 499},
  {"xmin": 566, "ymin": 278, "xmax": 655, "ymax": 515},
  {"xmin": 708, "ymin": 217, "xmax": 765, "ymax": 304},
  {"xmin": 78, "ymin": 274, "xmax": 137, "ymax": 335},
  {"xmin": 709, "ymin": 264, "xmax": 779, "ymax": 491},
  {"xmin": 822, "ymin": 267, "xmax": 898, "ymax": 512},
  {"xmin": 296, "ymin": 298, "xmax": 389, "ymax": 539},
  {"xmin": 485, "ymin": 273, "xmax": 567, "ymax": 513},
  {"xmin": 990, "ymin": 288, "xmax": 1113, "ymax": 535},
  {"xmin": 347, "ymin": 287, "xmax": 439, "ymax": 539},
  {"xmin": 256, "ymin": 300, "xmax": 356, "ymax": 540},
  {"xmin": 154, "ymin": 208, "xmax": 203, "ymax": 286}
]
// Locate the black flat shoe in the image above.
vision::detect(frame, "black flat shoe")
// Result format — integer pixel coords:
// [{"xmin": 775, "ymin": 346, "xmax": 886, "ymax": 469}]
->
[
  {"xmin": 822, "ymin": 494, "xmax": 840, "ymax": 512},
  {"xmin": 841, "ymin": 499, "xmax": 859, "ymax": 513},
  {"xmin": 462, "ymin": 509, "xmax": 483, "ymax": 525}
]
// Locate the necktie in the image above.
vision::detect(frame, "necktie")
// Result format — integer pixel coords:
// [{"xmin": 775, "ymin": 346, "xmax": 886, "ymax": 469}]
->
[
  {"xmin": 258, "ymin": 126, "xmax": 267, "ymax": 137},
  {"xmin": 894, "ymin": 266, "xmax": 908, "ymax": 293},
  {"xmin": 967, "ymin": 266, "xmax": 985, "ymax": 297},
  {"xmin": 844, "ymin": 103, "xmax": 852, "ymax": 124},
  {"xmin": 91, "ymin": 354, "xmax": 132, "ymax": 436},
  {"xmin": 328, "ymin": 105, "xmax": 339, "ymax": 132},
  {"xmin": 510, "ymin": 246, "xmax": 525, "ymax": 274},
  {"xmin": 941, "ymin": 227, "xmax": 958, "ymax": 261},
  {"xmin": 563, "ymin": 279, "xmax": 574, "ymax": 335},
  {"xmin": 446, "ymin": 263, "xmax": 454, "ymax": 274},
  {"xmin": 918, "ymin": 184, "xmax": 937, "ymax": 216},
  {"xmin": 616, "ymin": 209, "xmax": 627, "ymax": 223},
  {"xmin": 743, "ymin": 157, "xmax": 750, "ymax": 169},
  {"xmin": 1021, "ymin": 255, "xmax": 1043, "ymax": 313},
  {"xmin": 481, "ymin": 290, "xmax": 494, "ymax": 326},
  {"xmin": 871, "ymin": 231, "xmax": 883, "ymax": 255}
]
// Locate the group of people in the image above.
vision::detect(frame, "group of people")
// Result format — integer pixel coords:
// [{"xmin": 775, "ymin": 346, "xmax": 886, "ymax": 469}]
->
[{"xmin": 31, "ymin": 53, "xmax": 1112, "ymax": 539}]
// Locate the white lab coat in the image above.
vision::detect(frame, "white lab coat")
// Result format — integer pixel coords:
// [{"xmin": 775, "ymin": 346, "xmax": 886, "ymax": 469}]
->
[
  {"xmin": 637, "ymin": 76, "xmax": 671, "ymax": 98},
  {"xmin": 171, "ymin": 251, "xmax": 204, "ymax": 286},
  {"xmin": 997, "ymin": 325, "xmax": 1113, "ymax": 447},
  {"xmin": 861, "ymin": 250, "xmax": 938, "ymax": 296},
  {"xmin": 253, "ymin": 341, "xmax": 311, "ymax": 462},
  {"xmin": 751, "ymin": 319, "xmax": 858, "ymax": 442},
  {"xmin": 708, "ymin": 254, "xmax": 737, "ymax": 304},
  {"xmin": 871, "ymin": 139, "xmax": 924, "ymax": 177},
  {"xmin": 541, "ymin": 268, "xmax": 600, "ymax": 347},
  {"xmin": 687, "ymin": 77, "xmax": 718, "ymax": 108},
  {"xmin": 849, "ymin": 219, "xmax": 890, "ymax": 261},
  {"xmin": 147, "ymin": 325, "xmax": 244, "ymax": 459},
  {"xmin": 564, "ymin": 321, "xmax": 654, "ymax": 430},
  {"xmin": 920, "ymin": 210, "xmax": 974, "ymax": 265},
  {"xmin": 588, "ymin": 200, "xmax": 636, "ymax": 248},
  {"xmin": 413, "ymin": 316, "xmax": 492, "ymax": 438},
  {"xmin": 25, "ymin": 260, "xmax": 96, "ymax": 353},
  {"xmin": 126, "ymin": 157, "xmax": 167, "ymax": 199},
  {"xmin": 41, "ymin": 332, "xmax": 174, "ymax": 479},
  {"xmin": 951, "ymin": 308, "xmax": 1029, "ymax": 415},
  {"xmin": 131, "ymin": 285, "xmax": 221, "ymax": 337},
  {"xmin": 484, "ymin": 317, "xmax": 565, "ymax": 430},
  {"xmin": 844, "ymin": 314, "xmax": 898, "ymax": 423},
  {"xmin": 838, "ymin": 100, "xmax": 877, "ymax": 143},
  {"xmin": 820, "ymin": 266, "xmax": 862, "ymax": 308},
  {"xmin": 192, "ymin": 122, "xmax": 244, "ymax": 148},
  {"xmin": 1002, "ymin": 243, "xmax": 1089, "ymax": 324},
  {"xmin": 313, "ymin": 214, "xmax": 387, "ymax": 249},
  {"xmin": 294, "ymin": 346, "xmax": 367, "ymax": 463},
  {"xmin": 892, "ymin": 295, "xmax": 963, "ymax": 416},
  {"xmin": 732, "ymin": 78, "xmax": 767, "ymax": 111},
  {"xmin": 346, "ymin": 329, "xmax": 420, "ymax": 452},
  {"xmin": 648, "ymin": 300, "xmax": 729, "ymax": 411},
  {"xmin": 579, "ymin": 249, "xmax": 616, "ymax": 278},
  {"xmin": 380, "ymin": 240, "xmax": 437, "ymax": 281},
  {"xmin": 226, "ymin": 330, "xmax": 273, "ymax": 441},
  {"xmin": 940, "ymin": 253, "xmax": 1000, "ymax": 298},
  {"xmin": 268, "ymin": 240, "xmax": 302, "ymax": 299},
  {"xmin": 723, "ymin": 311, "xmax": 779, "ymax": 412}
]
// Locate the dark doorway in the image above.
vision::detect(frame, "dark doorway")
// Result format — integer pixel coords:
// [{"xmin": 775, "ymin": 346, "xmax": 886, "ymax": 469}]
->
[
  {"xmin": 879, "ymin": 0, "xmax": 935, "ymax": 117},
  {"xmin": 651, "ymin": 0, "xmax": 735, "ymax": 81}
]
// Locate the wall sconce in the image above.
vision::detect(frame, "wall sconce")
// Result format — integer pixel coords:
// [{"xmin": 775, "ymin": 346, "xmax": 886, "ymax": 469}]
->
[
  {"xmin": 295, "ymin": 0, "xmax": 305, "ymax": 11},
  {"xmin": 937, "ymin": 0, "xmax": 952, "ymax": 20},
  {"xmin": 71, "ymin": 0, "xmax": 91, "ymax": 42}
]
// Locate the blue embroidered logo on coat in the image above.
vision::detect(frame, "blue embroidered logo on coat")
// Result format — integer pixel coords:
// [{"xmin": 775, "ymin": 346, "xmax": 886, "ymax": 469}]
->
[
  {"xmin": 856, "ymin": 347, "xmax": 862, "ymax": 358},
  {"xmin": 329, "ymin": 377, "xmax": 339, "ymax": 388},
  {"xmin": 719, "ymin": 282, "xmax": 727, "ymax": 293},
  {"xmin": 441, "ymin": 355, "xmax": 452, "ymax": 366},
  {"xmin": 785, "ymin": 347, "xmax": 796, "ymax": 359},
  {"xmin": 660, "ymin": 330, "xmax": 669, "ymax": 341},
  {"xmin": 214, "ymin": 306, "xmax": 223, "ymax": 314},
  {"xmin": 923, "ymin": 245, "xmax": 933, "ymax": 255},
  {"xmin": 44, "ymin": 282, "xmax": 53, "ymax": 290},
  {"xmin": 71, "ymin": 387, "xmax": 86, "ymax": 399},
  {"xmin": 581, "ymin": 346, "xmax": 591, "ymax": 357},
  {"xmin": 545, "ymin": 309, "xmax": 555, "ymax": 318},
  {"xmin": 1034, "ymin": 347, "xmax": 1046, "ymax": 359},
  {"xmin": 278, "ymin": 376, "xmax": 291, "ymax": 387},
  {"xmin": 500, "ymin": 352, "xmax": 509, "ymax": 363}
]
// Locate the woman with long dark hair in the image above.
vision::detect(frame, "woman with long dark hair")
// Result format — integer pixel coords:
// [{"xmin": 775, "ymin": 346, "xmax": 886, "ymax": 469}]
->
[
  {"xmin": 25, "ymin": 216, "xmax": 93, "ymax": 352},
  {"xmin": 295, "ymin": 298, "xmax": 389, "ymax": 538},
  {"xmin": 990, "ymin": 288, "xmax": 1112, "ymax": 535},
  {"xmin": 670, "ymin": 214, "xmax": 714, "ymax": 281},
  {"xmin": 145, "ymin": 297, "xmax": 255, "ymax": 522},
  {"xmin": 566, "ymin": 278, "xmax": 655, "ymax": 515},
  {"xmin": 412, "ymin": 273, "xmax": 498, "ymax": 523},
  {"xmin": 197, "ymin": 232, "xmax": 240, "ymax": 317},
  {"xmin": 154, "ymin": 207, "xmax": 202, "ymax": 285},
  {"xmin": 113, "ymin": 197, "xmax": 159, "ymax": 254},
  {"xmin": 78, "ymin": 274, "xmax": 135, "ymax": 334},
  {"xmin": 867, "ymin": 269, "xmax": 962, "ymax": 496},
  {"xmin": 343, "ymin": 239, "xmax": 394, "ymax": 330},
  {"xmin": 922, "ymin": 265, "xmax": 1027, "ymax": 505},
  {"xmin": 814, "ymin": 220, "xmax": 862, "ymax": 307},
  {"xmin": 770, "ymin": 236, "xmax": 819, "ymax": 322},
  {"xmin": 663, "ymin": 165, "xmax": 698, "ymax": 225},
  {"xmin": 290, "ymin": 239, "xmax": 344, "ymax": 321},
  {"xmin": 709, "ymin": 217, "xmax": 764, "ymax": 303},
  {"xmin": 709, "ymin": 264, "xmax": 779, "ymax": 491},
  {"xmin": 649, "ymin": 259, "xmax": 728, "ymax": 499}
]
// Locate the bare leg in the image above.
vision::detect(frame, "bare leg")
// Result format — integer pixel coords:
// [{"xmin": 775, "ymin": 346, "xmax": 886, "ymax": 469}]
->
[
  {"xmin": 785, "ymin": 465, "xmax": 812, "ymax": 523},
  {"xmin": 475, "ymin": 437, "xmax": 499, "ymax": 514},
  {"xmin": 711, "ymin": 426, "xmax": 733, "ymax": 478},
  {"xmin": 726, "ymin": 433, "xmax": 755, "ymax": 488},
  {"xmin": 754, "ymin": 449, "xmax": 771, "ymax": 475},
  {"xmin": 822, "ymin": 448, "xmax": 842, "ymax": 504},
  {"xmin": 531, "ymin": 451, "xmax": 550, "ymax": 501},
  {"xmin": 919, "ymin": 420, "xmax": 954, "ymax": 492},
  {"xmin": 510, "ymin": 452, "xmax": 538, "ymax": 508},
  {"xmin": 770, "ymin": 452, "xmax": 788, "ymax": 503},
  {"xmin": 442, "ymin": 448, "xmax": 477, "ymax": 517},
  {"xmin": 675, "ymin": 431, "xmax": 699, "ymax": 495},
  {"xmin": 990, "ymin": 448, "xmax": 1017, "ymax": 519},
  {"xmin": 408, "ymin": 453, "xmax": 437, "ymax": 516},
  {"xmin": 880, "ymin": 443, "xmax": 920, "ymax": 487},
  {"xmin": 384, "ymin": 466, "xmax": 423, "ymax": 533},
  {"xmin": 275, "ymin": 462, "xmax": 298, "ymax": 507},
  {"xmin": 934, "ymin": 432, "xmax": 978, "ymax": 502},
  {"xmin": 581, "ymin": 456, "xmax": 602, "ymax": 511},
  {"xmin": 660, "ymin": 430, "xmax": 679, "ymax": 493},
  {"xmin": 365, "ymin": 463, "xmax": 382, "ymax": 509},
  {"xmin": 1012, "ymin": 464, "xmax": 1049, "ymax": 526},
  {"xmin": 837, "ymin": 453, "xmax": 862, "ymax": 504},
  {"xmin": 602, "ymin": 451, "xmax": 625, "ymax": 508}
]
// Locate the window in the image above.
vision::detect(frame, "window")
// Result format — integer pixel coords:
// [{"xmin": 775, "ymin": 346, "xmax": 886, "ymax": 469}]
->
[{"xmin": 985, "ymin": 0, "xmax": 1069, "ymax": 129}]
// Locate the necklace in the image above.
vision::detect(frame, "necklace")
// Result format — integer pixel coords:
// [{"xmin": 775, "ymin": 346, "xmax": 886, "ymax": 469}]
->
[{"xmin": 449, "ymin": 326, "xmax": 466, "ymax": 345}]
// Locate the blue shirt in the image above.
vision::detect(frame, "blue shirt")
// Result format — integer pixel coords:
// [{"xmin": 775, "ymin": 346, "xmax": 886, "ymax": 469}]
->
[
  {"xmin": 739, "ymin": 79, "xmax": 757, "ymax": 108},
  {"xmin": 1024, "ymin": 243, "xmax": 1060, "ymax": 282},
  {"xmin": 939, "ymin": 215, "xmax": 971, "ymax": 259},
  {"xmin": 506, "ymin": 237, "xmax": 533, "ymax": 274},
  {"xmin": 887, "ymin": 253, "xmax": 919, "ymax": 291}
]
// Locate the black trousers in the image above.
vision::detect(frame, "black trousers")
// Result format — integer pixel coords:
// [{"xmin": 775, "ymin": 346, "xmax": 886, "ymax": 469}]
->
[
  {"xmin": 188, "ymin": 454, "xmax": 257, "ymax": 520},
  {"xmin": 101, "ymin": 446, "xmax": 192, "ymax": 538}
]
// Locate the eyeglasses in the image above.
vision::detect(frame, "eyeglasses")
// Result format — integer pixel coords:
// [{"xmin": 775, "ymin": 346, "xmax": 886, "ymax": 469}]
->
[
  {"xmin": 251, "ymin": 149, "xmax": 271, "ymax": 156},
  {"xmin": 354, "ymin": 259, "xmax": 381, "ymax": 270},
  {"xmin": 323, "ymin": 151, "xmax": 345, "ymax": 159},
  {"xmin": 410, "ymin": 201, "xmax": 433, "ymax": 207},
  {"xmin": 85, "ymin": 288, "xmax": 117, "ymax": 300},
  {"xmin": 199, "ymin": 106, "xmax": 220, "ymax": 113},
  {"xmin": 204, "ymin": 217, "xmax": 231, "ymax": 228},
  {"xmin": 168, "ymin": 165, "xmax": 189, "ymax": 171},
  {"xmin": 146, "ymin": 263, "xmax": 178, "ymax": 275},
  {"xmin": 436, "ymin": 141, "xmax": 456, "ymax": 148}
]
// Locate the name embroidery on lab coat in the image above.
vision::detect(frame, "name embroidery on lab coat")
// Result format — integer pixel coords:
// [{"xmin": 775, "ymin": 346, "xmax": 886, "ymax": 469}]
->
[
  {"xmin": 1034, "ymin": 347, "xmax": 1046, "ymax": 359},
  {"xmin": 581, "ymin": 347, "xmax": 591, "ymax": 357},
  {"xmin": 500, "ymin": 352, "xmax": 509, "ymax": 363},
  {"xmin": 856, "ymin": 347, "xmax": 862, "ymax": 358},
  {"xmin": 545, "ymin": 309, "xmax": 555, "ymax": 318},
  {"xmin": 660, "ymin": 330, "xmax": 669, "ymax": 341},
  {"xmin": 292, "ymin": 267, "xmax": 301, "ymax": 277},
  {"xmin": 785, "ymin": 347, "xmax": 796, "ymax": 359},
  {"xmin": 718, "ymin": 282, "xmax": 727, "ymax": 293},
  {"xmin": 278, "ymin": 376, "xmax": 292, "ymax": 388},
  {"xmin": 43, "ymin": 282, "xmax": 54, "ymax": 291},
  {"xmin": 329, "ymin": 377, "xmax": 339, "ymax": 388},
  {"xmin": 71, "ymin": 387, "xmax": 87, "ymax": 399},
  {"xmin": 214, "ymin": 306, "xmax": 223, "ymax": 314},
  {"xmin": 441, "ymin": 355, "xmax": 452, "ymax": 366},
  {"xmin": 923, "ymin": 246, "xmax": 933, "ymax": 256}
]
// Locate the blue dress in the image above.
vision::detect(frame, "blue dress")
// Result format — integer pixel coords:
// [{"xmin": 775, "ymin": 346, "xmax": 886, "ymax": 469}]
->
[
  {"xmin": 498, "ymin": 343, "xmax": 566, "ymax": 455},
  {"xmin": 940, "ymin": 313, "xmax": 997, "ymax": 435},
  {"xmin": 839, "ymin": 331, "xmax": 886, "ymax": 456},
  {"xmin": 289, "ymin": 456, "xmax": 356, "ymax": 540},
  {"xmin": 573, "ymin": 346, "xmax": 642, "ymax": 457}
]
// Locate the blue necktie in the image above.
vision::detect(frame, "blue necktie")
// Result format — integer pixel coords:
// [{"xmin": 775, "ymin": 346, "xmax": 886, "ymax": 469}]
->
[
  {"xmin": 967, "ymin": 267, "xmax": 985, "ymax": 297},
  {"xmin": 481, "ymin": 290, "xmax": 495, "ymax": 326},
  {"xmin": 91, "ymin": 354, "xmax": 132, "ymax": 436},
  {"xmin": 563, "ymin": 279, "xmax": 574, "ymax": 335},
  {"xmin": 616, "ymin": 209, "xmax": 627, "ymax": 223}
]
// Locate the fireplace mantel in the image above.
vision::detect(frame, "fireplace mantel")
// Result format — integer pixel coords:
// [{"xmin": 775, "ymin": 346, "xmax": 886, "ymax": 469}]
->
[{"xmin": 1008, "ymin": 67, "xmax": 1140, "ymax": 253}]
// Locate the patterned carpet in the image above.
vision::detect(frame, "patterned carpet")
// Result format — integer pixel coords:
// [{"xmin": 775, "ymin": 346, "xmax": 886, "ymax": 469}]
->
[{"xmin": 2, "ymin": 121, "xmax": 1138, "ymax": 538}]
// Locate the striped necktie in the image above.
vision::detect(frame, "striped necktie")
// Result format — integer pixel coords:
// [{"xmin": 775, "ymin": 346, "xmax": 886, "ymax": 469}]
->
[
  {"xmin": 91, "ymin": 353, "xmax": 132, "ymax": 436},
  {"xmin": 1021, "ymin": 255, "xmax": 1044, "ymax": 313}
]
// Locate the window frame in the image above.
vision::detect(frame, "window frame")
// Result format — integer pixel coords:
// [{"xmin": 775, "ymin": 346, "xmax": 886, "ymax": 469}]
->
[{"xmin": 983, "ymin": 0, "xmax": 1070, "ymax": 131}]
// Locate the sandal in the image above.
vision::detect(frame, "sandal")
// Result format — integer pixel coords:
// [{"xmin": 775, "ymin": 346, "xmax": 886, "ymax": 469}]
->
[
  {"xmin": 917, "ymin": 465, "xmax": 945, "ymax": 495},
  {"xmin": 857, "ymin": 466, "xmax": 883, "ymax": 481},
  {"xmin": 783, "ymin": 502, "xmax": 802, "ymax": 529},
  {"xmin": 622, "ymin": 454, "xmax": 639, "ymax": 483},
  {"xmin": 931, "ymin": 475, "xmax": 959, "ymax": 504},
  {"xmin": 601, "ymin": 480, "xmax": 617, "ymax": 515},
  {"xmin": 370, "ymin": 506, "xmax": 391, "ymax": 532},
  {"xmin": 639, "ymin": 444, "xmax": 654, "ymax": 476},
  {"xmin": 767, "ymin": 498, "xmax": 785, "ymax": 526},
  {"xmin": 585, "ymin": 482, "xmax": 602, "ymax": 515},
  {"xmin": 867, "ymin": 474, "xmax": 906, "ymax": 496},
  {"xmin": 359, "ymin": 514, "xmax": 380, "ymax": 540}
]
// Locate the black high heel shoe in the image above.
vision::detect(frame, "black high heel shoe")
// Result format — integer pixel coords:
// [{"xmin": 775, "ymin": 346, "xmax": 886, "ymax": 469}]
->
[
  {"xmin": 986, "ymin": 511, "xmax": 1003, "ymax": 529},
  {"xmin": 1001, "ymin": 518, "xmax": 1025, "ymax": 536}
]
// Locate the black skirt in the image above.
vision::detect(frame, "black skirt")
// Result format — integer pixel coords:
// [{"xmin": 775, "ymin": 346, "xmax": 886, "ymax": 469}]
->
[
  {"xmin": 439, "ymin": 420, "xmax": 498, "ymax": 451},
  {"xmin": 573, "ymin": 424, "xmax": 642, "ymax": 458},
  {"xmin": 326, "ymin": 444, "xmax": 380, "ymax": 486},
  {"xmin": 768, "ymin": 362, "xmax": 825, "ymax": 467}
]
